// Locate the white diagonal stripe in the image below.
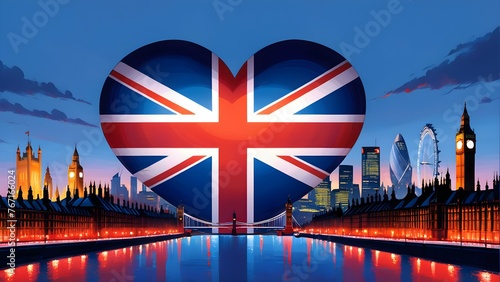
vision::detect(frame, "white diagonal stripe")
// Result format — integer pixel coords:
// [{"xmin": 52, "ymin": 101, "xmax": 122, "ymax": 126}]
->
[
  {"xmin": 276, "ymin": 65, "xmax": 359, "ymax": 115},
  {"xmin": 249, "ymin": 61, "xmax": 361, "ymax": 123},
  {"xmin": 248, "ymin": 148, "xmax": 350, "ymax": 187},
  {"xmin": 254, "ymin": 61, "xmax": 357, "ymax": 114},
  {"xmin": 252, "ymin": 152, "xmax": 323, "ymax": 187},
  {"xmin": 135, "ymin": 155, "xmax": 210, "ymax": 188},
  {"xmin": 112, "ymin": 62, "xmax": 214, "ymax": 116}
]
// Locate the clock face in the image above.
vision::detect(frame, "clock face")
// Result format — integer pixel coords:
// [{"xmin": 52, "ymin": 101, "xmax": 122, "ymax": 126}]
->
[
  {"xmin": 466, "ymin": 140, "xmax": 474, "ymax": 149},
  {"xmin": 456, "ymin": 140, "xmax": 463, "ymax": 150},
  {"xmin": 69, "ymin": 171, "xmax": 75, "ymax": 178},
  {"xmin": 79, "ymin": 172, "xmax": 83, "ymax": 178}
]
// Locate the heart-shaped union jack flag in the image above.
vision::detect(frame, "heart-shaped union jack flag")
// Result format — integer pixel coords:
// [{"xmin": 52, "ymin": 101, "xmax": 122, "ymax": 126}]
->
[{"xmin": 100, "ymin": 40, "xmax": 365, "ymax": 233}]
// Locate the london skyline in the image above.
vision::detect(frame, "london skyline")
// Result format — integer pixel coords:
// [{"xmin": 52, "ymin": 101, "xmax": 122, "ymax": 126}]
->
[{"xmin": 0, "ymin": 1, "xmax": 499, "ymax": 196}]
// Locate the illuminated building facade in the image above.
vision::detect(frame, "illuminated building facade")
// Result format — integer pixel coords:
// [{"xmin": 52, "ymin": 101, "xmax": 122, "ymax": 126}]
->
[
  {"xmin": 339, "ymin": 165, "xmax": 353, "ymax": 191},
  {"xmin": 362, "ymin": 147, "xmax": 380, "ymax": 198},
  {"xmin": 309, "ymin": 173, "xmax": 499, "ymax": 244},
  {"xmin": 16, "ymin": 142, "xmax": 42, "ymax": 199},
  {"xmin": 390, "ymin": 134, "xmax": 412, "ymax": 199},
  {"xmin": 0, "ymin": 182, "xmax": 177, "ymax": 242},
  {"xmin": 313, "ymin": 179, "xmax": 331, "ymax": 210},
  {"xmin": 332, "ymin": 189, "xmax": 349, "ymax": 211}
]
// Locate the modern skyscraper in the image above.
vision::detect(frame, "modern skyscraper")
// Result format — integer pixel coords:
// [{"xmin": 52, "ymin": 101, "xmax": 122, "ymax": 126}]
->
[
  {"xmin": 339, "ymin": 165, "xmax": 354, "ymax": 208},
  {"xmin": 68, "ymin": 146, "xmax": 84, "ymax": 198},
  {"xmin": 142, "ymin": 183, "xmax": 147, "ymax": 192},
  {"xmin": 111, "ymin": 173, "xmax": 120, "ymax": 196},
  {"xmin": 312, "ymin": 179, "xmax": 331, "ymax": 210},
  {"xmin": 16, "ymin": 142, "xmax": 42, "ymax": 199},
  {"xmin": 390, "ymin": 133, "xmax": 412, "ymax": 199},
  {"xmin": 456, "ymin": 103, "xmax": 476, "ymax": 191},
  {"xmin": 332, "ymin": 189, "xmax": 349, "ymax": 211},
  {"xmin": 362, "ymin": 146, "xmax": 380, "ymax": 198},
  {"xmin": 130, "ymin": 176, "xmax": 137, "ymax": 201},
  {"xmin": 339, "ymin": 165, "xmax": 353, "ymax": 191}
]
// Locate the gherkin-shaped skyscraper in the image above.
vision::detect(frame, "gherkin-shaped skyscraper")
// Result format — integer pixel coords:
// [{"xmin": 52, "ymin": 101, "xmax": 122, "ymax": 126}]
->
[{"xmin": 389, "ymin": 133, "xmax": 412, "ymax": 199}]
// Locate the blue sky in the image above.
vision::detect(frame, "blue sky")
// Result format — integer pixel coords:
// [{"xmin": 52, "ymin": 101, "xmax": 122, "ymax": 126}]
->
[{"xmin": 0, "ymin": 0, "xmax": 499, "ymax": 194}]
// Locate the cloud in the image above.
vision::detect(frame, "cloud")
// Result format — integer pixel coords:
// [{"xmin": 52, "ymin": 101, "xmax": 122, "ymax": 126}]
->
[
  {"xmin": 384, "ymin": 26, "xmax": 499, "ymax": 97},
  {"xmin": 0, "ymin": 139, "xmax": 6, "ymax": 143},
  {"xmin": 0, "ymin": 60, "xmax": 91, "ymax": 104},
  {"xmin": 479, "ymin": 96, "xmax": 500, "ymax": 104},
  {"xmin": 0, "ymin": 99, "xmax": 97, "ymax": 127}
]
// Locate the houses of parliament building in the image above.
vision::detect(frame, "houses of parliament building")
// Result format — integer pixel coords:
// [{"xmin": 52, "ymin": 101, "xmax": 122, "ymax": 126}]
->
[{"xmin": 1, "ymin": 141, "xmax": 179, "ymax": 242}]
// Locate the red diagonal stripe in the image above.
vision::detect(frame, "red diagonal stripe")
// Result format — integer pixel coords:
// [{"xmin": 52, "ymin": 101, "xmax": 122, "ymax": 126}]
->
[
  {"xmin": 110, "ymin": 70, "xmax": 194, "ymax": 115},
  {"xmin": 257, "ymin": 61, "xmax": 352, "ymax": 115},
  {"xmin": 277, "ymin": 155, "xmax": 328, "ymax": 180},
  {"xmin": 144, "ymin": 155, "xmax": 206, "ymax": 187}
]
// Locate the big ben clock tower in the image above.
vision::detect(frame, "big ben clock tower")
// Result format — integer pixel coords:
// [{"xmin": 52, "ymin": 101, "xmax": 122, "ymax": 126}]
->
[
  {"xmin": 456, "ymin": 103, "xmax": 476, "ymax": 191},
  {"xmin": 68, "ymin": 146, "xmax": 84, "ymax": 197}
]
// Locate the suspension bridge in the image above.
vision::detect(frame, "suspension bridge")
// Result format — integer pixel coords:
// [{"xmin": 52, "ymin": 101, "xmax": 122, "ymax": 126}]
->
[{"xmin": 181, "ymin": 211, "xmax": 301, "ymax": 234}]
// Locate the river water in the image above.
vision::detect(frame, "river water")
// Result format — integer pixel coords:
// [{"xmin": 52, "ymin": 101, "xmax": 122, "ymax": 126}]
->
[{"xmin": 4, "ymin": 235, "xmax": 498, "ymax": 281}]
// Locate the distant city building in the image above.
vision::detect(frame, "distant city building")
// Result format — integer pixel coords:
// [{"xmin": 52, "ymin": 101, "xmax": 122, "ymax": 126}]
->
[
  {"xmin": 117, "ymin": 184, "xmax": 129, "ymax": 202},
  {"xmin": 16, "ymin": 141, "xmax": 42, "ymax": 199},
  {"xmin": 330, "ymin": 189, "xmax": 336, "ymax": 208},
  {"xmin": 111, "ymin": 173, "xmax": 120, "ymax": 196},
  {"xmin": 43, "ymin": 166, "xmax": 53, "ymax": 200},
  {"xmin": 142, "ymin": 183, "xmax": 147, "ymax": 192},
  {"xmin": 351, "ymin": 183, "xmax": 360, "ymax": 203},
  {"xmin": 68, "ymin": 147, "xmax": 84, "ymax": 198},
  {"xmin": 311, "ymin": 106, "xmax": 498, "ymax": 243},
  {"xmin": 379, "ymin": 183, "xmax": 387, "ymax": 197},
  {"xmin": 292, "ymin": 198, "xmax": 320, "ymax": 225},
  {"xmin": 130, "ymin": 176, "xmax": 137, "ymax": 201},
  {"xmin": 339, "ymin": 165, "xmax": 353, "ymax": 191},
  {"xmin": 390, "ymin": 134, "xmax": 412, "ymax": 199},
  {"xmin": 313, "ymin": 179, "xmax": 331, "ymax": 210},
  {"xmin": 456, "ymin": 103, "xmax": 476, "ymax": 191},
  {"xmin": 362, "ymin": 146, "xmax": 380, "ymax": 198},
  {"xmin": 137, "ymin": 191, "xmax": 159, "ymax": 210},
  {"xmin": 332, "ymin": 189, "xmax": 349, "ymax": 211}
]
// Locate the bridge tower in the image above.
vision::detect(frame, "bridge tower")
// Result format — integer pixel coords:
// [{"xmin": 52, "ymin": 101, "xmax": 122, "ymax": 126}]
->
[
  {"xmin": 284, "ymin": 196, "xmax": 294, "ymax": 235},
  {"xmin": 177, "ymin": 204, "xmax": 184, "ymax": 233}
]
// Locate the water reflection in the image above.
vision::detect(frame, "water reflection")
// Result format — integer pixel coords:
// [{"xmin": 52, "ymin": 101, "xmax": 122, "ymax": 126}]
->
[{"xmin": 4, "ymin": 235, "xmax": 498, "ymax": 281}]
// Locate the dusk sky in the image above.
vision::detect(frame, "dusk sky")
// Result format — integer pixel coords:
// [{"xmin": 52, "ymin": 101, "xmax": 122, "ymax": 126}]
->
[{"xmin": 0, "ymin": 1, "xmax": 499, "ymax": 197}]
